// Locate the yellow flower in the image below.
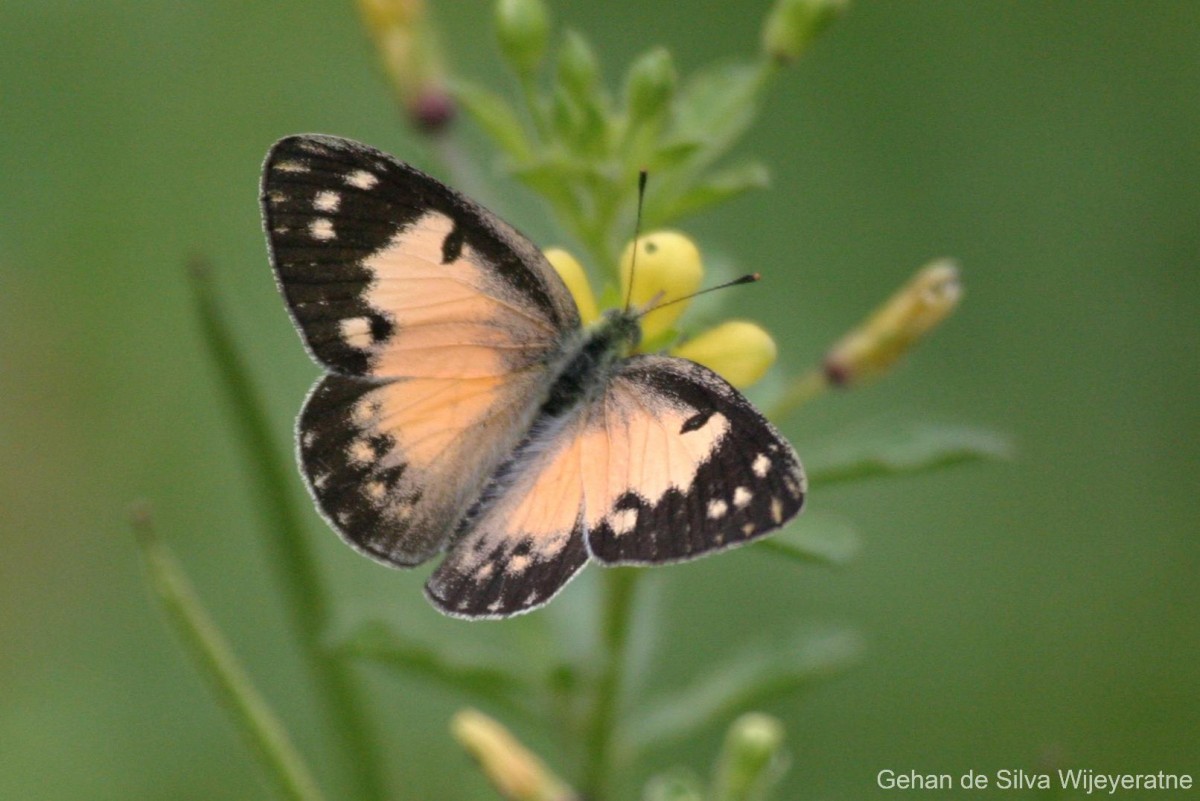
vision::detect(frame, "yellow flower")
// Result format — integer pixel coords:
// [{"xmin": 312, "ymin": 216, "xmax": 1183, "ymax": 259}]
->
[
  {"xmin": 546, "ymin": 230, "xmax": 778, "ymax": 388},
  {"xmin": 618, "ymin": 230, "xmax": 703, "ymax": 342},
  {"xmin": 544, "ymin": 248, "xmax": 599, "ymax": 325},
  {"xmin": 673, "ymin": 320, "xmax": 778, "ymax": 389}
]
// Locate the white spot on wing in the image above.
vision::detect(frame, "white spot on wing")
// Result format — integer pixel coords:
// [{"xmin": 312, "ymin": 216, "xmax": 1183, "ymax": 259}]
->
[
  {"xmin": 309, "ymin": 218, "xmax": 335, "ymax": 240},
  {"xmin": 346, "ymin": 169, "xmax": 378, "ymax": 189},
  {"xmin": 707, "ymin": 499, "xmax": 728, "ymax": 519},
  {"xmin": 733, "ymin": 487, "xmax": 752, "ymax": 508},
  {"xmin": 753, "ymin": 453, "xmax": 772, "ymax": 478},
  {"xmin": 275, "ymin": 160, "xmax": 309, "ymax": 173},
  {"xmin": 340, "ymin": 317, "xmax": 373, "ymax": 349},
  {"xmin": 347, "ymin": 439, "xmax": 373, "ymax": 465},
  {"xmin": 313, "ymin": 190, "xmax": 341, "ymax": 212},
  {"xmin": 771, "ymin": 497, "xmax": 784, "ymax": 524},
  {"xmin": 508, "ymin": 554, "xmax": 531, "ymax": 574},
  {"xmin": 609, "ymin": 507, "xmax": 638, "ymax": 536}
]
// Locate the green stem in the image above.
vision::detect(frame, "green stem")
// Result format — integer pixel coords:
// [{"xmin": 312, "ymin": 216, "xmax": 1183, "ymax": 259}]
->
[
  {"xmin": 766, "ymin": 368, "xmax": 829, "ymax": 422},
  {"xmin": 582, "ymin": 567, "xmax": 640, "ymax": 799},
  {"xmin": 188, "ymin": 262, "xmax": 388, "ymax": 801},
  {"xmin": 131, "ymin": 509, "xmax": 328, "ymax": 801}
]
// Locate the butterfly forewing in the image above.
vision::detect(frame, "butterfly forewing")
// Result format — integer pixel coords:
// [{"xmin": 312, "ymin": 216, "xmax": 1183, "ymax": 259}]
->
[
  {"xmin": 264, "ymin": 134, "xmax": 582, "ymax": 565},
  {"xmin": 583, "ymin": 356, "xmax": 806, "ymax": 564},
  {"xmin": 261, "ymin": 134, "xmax": 579, "ymax": 379}
]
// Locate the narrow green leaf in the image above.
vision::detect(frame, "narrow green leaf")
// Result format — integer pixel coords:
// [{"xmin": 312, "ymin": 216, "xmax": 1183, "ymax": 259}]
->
[
  {"xmin": 656, "ymin": 161, "xmax": 769, "ymax": 221},
  {"xmin": 757, "ymin": 512, "xmax": 860, "ymax": 567},
  {"xmin": 627, "ymin": 626, "xmax": 863, "ymax": 753},
  {"xmin": 805, "ymin": 422, "xmax": 1014, "ymax": 487},
  {"xmin": 649, "ymin": 139, "xmax": 704, "ymax": 171},
  {"xmin": 451, "ymin": 79, "xmax": 535, "ymax": 162},
  {"xmin": 335, "ymin": 619, "xmax": 535, "ymax": 718},
  {"xmin": 131, "ymin": 510, "xmax": 327, "ymax": 801}
]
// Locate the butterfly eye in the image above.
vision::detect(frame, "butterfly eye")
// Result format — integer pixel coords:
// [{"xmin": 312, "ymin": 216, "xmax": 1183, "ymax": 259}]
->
[{"xmin": 619, "ymin": 230, "xmax": 703, "ymax": 341}]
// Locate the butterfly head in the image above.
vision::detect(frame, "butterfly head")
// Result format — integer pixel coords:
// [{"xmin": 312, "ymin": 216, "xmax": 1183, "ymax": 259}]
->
[{"xmin": 598, "ymin": 306, "xmax": 644, "ymax": 356}]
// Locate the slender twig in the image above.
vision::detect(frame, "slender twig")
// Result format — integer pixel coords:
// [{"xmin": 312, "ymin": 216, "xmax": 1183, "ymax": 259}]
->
[
  {"xmin": 767, "ymin": 368, "xmax": 829, "ymax": 422},
  {"xmin": 582, "ymin": 567, "xmax": 641, "ymax": 799},
  {"xmin": 131, "ymin": 507, "xmax": 328, "ymax": 801},
  {"xmin": 188, "ymin": 261, "xmax": 387, "ymax": 801}
]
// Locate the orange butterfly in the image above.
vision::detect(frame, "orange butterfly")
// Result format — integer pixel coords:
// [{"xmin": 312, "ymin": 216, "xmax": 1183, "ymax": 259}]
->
[{"xmin": 261, "ymin": 135, "xmax": 805, "ymax": 618}]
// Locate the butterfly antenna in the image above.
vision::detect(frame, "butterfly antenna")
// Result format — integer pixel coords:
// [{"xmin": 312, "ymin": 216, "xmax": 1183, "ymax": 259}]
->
[
  {"xmin": 639, "ymin": 272, "xmax": 762, "ymax": 318},
  {"xmin": 623, "ymin": 170, "xmax": 650, "ymax": 314}
]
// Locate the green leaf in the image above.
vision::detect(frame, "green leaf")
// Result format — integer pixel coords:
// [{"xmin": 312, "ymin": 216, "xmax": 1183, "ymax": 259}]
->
[
  {"xmin": 670, "ymin": 61, "xmax": 766, "ymax": 168},
  {"xmin": 451, "ymin": 79, "xmax": 534, "ymax": 162},
  {"xmin": 334, "ymin": 619, "xmax": 536, "ymax": 718},
  {"xmin": 649, "ymin": 138, "xmax": 704, "ymax": 171},
  {"xmin": 805, "ymin": 422, "xmax": 1014, "ymax": 487},
  {"xmin": 655, "ymin": 161, "xmax": 769, "ymax": 221},
  {"xmin": 627, "ymin": 626, "xmax": 863, "ymax": 753},
  {"xmin": 757, "ymin": 512, "xmax": 860, "ymax": 567}
]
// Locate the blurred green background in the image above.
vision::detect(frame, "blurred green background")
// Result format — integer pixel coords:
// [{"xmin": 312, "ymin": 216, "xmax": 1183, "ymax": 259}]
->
[{"xmin": 2, "ymin": 1, "xmax": 1197, "ymax": 798}]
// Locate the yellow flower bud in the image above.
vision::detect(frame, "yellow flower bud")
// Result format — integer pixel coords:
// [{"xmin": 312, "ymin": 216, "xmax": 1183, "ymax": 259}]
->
[
  {"xmin": 544, "ymin": 248, "xmax": 599, "ymax": 325},
  {"xmin": 673, "ymin": 320, "xmax": 778, "ymax": 388},
  {"xmin": 619, "ymin": 230, "xmax": 703, "ymax": 341},
  {"xmin": 451, "ymin": 709, "xmax": 576, "ymax": 801},
  {"xmin": 824, "ymin": 259, "xmax": 962, "ymax": 386}
]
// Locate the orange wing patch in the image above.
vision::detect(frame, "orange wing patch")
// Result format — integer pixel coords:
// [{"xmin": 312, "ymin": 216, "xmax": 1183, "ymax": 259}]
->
[
  {"xmin": 584, "ymin": 356, "xmax": 806, "ymax": 564},
  {"xmin": 353, "ymin": 211, "xmax": 557, "ymax": 379}
]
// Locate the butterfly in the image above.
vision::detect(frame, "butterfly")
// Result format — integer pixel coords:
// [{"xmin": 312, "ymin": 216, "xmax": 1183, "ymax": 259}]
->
[{"xmin": 260, "ymin": 134, "xmax": 806, "ymax": 619}]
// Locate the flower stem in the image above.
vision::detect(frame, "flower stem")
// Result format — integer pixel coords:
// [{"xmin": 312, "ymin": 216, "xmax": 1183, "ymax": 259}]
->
[
  {"xmin": 131, "ymin": 508, "xmax": 328, "ymax": 801},
  {"xmin": 582, "ymin": 567, "xmax": 640, "ymax": 799},
  {"xmin": 767, "ymin": 368, "xmax": 829, "ymax": 422},
  {"xmin": 188, "ymin": 262, "xmax": 388, "ymax": 801}
]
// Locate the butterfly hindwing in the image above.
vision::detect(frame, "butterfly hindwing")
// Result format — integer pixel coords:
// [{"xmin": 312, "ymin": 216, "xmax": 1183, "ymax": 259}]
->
[
  {"xmin": 261, "ymin": 134, "xmax": 579, "ymax": 379},
  {"xmin": 583, "ymin": 355, "xmax": 806, "ymax": 564},
  {"xmin": 426, "ymin": 355, "xmax": 806, "ymax": 618},
  {"xmin": 264, "ymin": 134, "xmax": 583, "ymax": 565},
  {"xmin": 299, "ymin": 370, "xmax": 548, "ymax": 565},
  {"xmin": 425, "ymin": 413, "xmax": 591, "ymax": 618}
]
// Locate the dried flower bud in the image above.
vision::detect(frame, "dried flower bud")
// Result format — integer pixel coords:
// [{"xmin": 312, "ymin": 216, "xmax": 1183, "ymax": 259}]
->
[
  {"xmin": 761, "ymin": 0, "xmax": 848, "ymax": 64},
  {"xmin": 496, "ymin": 0, "xmax": 550, "ymax": 77},
  {"xmin": 544, "ymin": 248, "xmax": 599, "ymax": 325},
  {"xmin": 357, "ymin": 0, "xmax": 455, "ymax": 132},
  {"xmin": 451, "ymin": 709, "xmax": 576, "ymax": 801},
  {"xmin": 673, "ymin": 320, "xmax": 778, "ymax": 388},
  {"xmin": 824, "ymin": 258, "xmax": 962, "ymax": 386},
  {"xmin": 619, "ymin": 230, "xmax": 703, "ymax": 341}
]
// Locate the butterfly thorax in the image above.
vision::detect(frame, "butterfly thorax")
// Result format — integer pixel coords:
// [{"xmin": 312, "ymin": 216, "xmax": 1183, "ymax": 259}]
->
[{"xmin": 539, "ymin": 309, "xmax": 642, "ymax": 419}]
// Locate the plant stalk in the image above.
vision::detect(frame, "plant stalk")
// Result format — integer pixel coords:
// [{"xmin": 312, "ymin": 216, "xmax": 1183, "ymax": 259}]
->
[
  {"xmin": 582, "ymin": 567, "xmax": 640, "ymax": 799},
  {"xmin": 189, "ymin": 262, "xmax": 388, "ymax": 801}
]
